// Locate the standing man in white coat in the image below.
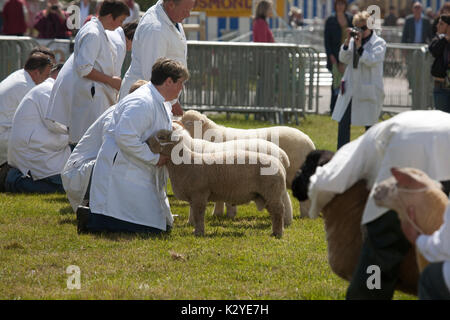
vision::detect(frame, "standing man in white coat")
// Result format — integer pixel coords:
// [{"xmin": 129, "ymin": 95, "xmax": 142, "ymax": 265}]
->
[
  {"xmin": 118, "ymin": 0, "xmax": 195, "ymax": 115},
  {"xmin": 5, "ymin": 64, "xmax": 70, "ymax": 193},
  {"xmin": 0, "ymin": 52, "xmax": 54, "ymax": 191},
  {"xmin": 77, "ymin": 59, "xmax": 189, "ymax": 234},
  {"xmin": 331, "ymin": 11, "xmax": 386, "ymax": 150},
  {"xmin": 46, "ymin": 0, "xmax": 129, "ymax": 147}
]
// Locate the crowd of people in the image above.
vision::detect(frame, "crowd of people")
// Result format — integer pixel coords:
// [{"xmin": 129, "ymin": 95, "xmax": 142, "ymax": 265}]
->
[
  {"xmin": 0, "ymin": 0, "xmax": 449, "ymax": 300},
  {"xmin": 0, "ymin": 0, "xmax": 140, "ymax": 38}
]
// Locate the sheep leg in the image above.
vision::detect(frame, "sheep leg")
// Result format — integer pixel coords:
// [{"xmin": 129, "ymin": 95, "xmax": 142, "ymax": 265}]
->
[
  {"xmin": 299, "ymin": 199, "xmax": 311, "ymax": 218},
  {"xmin": 212, "ymin": 201, "xmax": 225, "ymax": 216},
  {"xmin": 226, "ymin": 203, "xmax": 237, "ymax": 218},
  {"xmin": 282, "ymin": 191, "xmax": 293, "ymax": 226},
  {"xmin": 266, "ymin": 200, "xmax": 284, "ymax": 238},
  {"xmin": 191, "ymin": 200, "xmax": 208, "ymax": 236}
]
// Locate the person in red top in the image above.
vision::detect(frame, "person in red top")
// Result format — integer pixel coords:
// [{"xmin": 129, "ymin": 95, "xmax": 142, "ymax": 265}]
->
[
  {"xmin": 252, "ymin": 0, "xmax": 274, "ymax": 43},
  {"xmin": 2, "ymin": 0, "xmax": 27, "ymax": 35},
  {"xmin": 34, "ymin": 0, "xmax": 70, "ymax": 39}
]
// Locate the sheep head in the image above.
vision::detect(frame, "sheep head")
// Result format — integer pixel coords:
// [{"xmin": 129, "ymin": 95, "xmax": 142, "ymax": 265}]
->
[
  {"xmin": 181, "ymin": 110, "xmax": 212, "ymax": 138},
  {"xmin": 292, "ymin": 150, "xmax": 334, "ymax": 201},
  {"xmin": 373, "ymin": 167, "xmax": 447, "ymax": 234},
  {"xmin": 147, "ymin": 129, "xmax": 182, "ymax": 156}
]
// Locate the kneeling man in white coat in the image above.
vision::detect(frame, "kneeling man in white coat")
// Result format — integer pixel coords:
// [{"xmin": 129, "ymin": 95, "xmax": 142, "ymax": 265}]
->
[
  {"xmin": 77, "ymin": 59, "xmax": 189, "ymax": 234},
  {"xmin": 5, "ymin": 64, "xmax": 71, "ymax": 193}
]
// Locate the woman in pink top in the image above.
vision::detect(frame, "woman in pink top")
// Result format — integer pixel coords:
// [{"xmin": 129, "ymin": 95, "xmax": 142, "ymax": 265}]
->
[{"xmin": 252, "ymin": 0, "xmax": 274, "ymax": 43}]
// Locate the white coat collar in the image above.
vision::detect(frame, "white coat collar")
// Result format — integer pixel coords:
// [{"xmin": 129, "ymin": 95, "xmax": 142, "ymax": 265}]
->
[
  {"xmin": 156, "ymin": 0, "xmax": 181, "ymax": 32},
  {"xmin": 149, "ymin": 83, "xmax": 173, "ymax": 115},
  {"xmin": 23, "ymin": 68, "xmax": 36, "ymax": 85}
]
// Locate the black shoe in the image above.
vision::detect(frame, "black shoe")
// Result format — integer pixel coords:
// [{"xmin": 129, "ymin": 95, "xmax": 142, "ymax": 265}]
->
[{"xmin": 76, "ymin": 206, "xmax": 91, "ymax": 234}]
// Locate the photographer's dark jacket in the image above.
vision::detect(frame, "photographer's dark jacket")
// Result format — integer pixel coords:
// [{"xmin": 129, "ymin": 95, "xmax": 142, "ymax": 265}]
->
[
  {"xmin": 324, "ymin": 12, "xmax": 353, "ymax": 71},
  {"xmin": 429, "ymin": 34, "xmax": 450, "ymax": 78}
]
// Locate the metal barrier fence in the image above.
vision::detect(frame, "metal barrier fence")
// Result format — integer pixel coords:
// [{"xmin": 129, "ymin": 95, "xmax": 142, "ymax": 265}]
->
[
  {"xmin": 0, "ymin": 36, "xmax": 39, "ymax": 82},
  {"xmin": 183, "ymin": 41, "xmax": 321, "ymax": 123}
]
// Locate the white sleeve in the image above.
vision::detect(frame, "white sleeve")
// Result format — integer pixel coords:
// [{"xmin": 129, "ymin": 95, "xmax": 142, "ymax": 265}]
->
[
  {"xmin": 416, "ymin": 205, "xmax": 450, "ymax": 262},
  {"xmin": 339, "ymin": 42, "xmax": 353, "ymax": 65},
  {"xmin": 138, "ymin": 28, "xmax": 168, "ymax": 82},
  {"xmin": 74, "ymin": 32, "xmax": 101, "ymax": 77},
  {"xmin": 114, "ymin": 100, "xmax": 160, "ymax": 167},
  {"xmin": 359, "ymin": 40, "xmax": 386, "ymax": 68}
]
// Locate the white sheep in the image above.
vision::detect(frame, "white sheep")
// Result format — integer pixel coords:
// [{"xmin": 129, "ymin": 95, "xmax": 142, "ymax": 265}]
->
[
  {"xmin": 147, "ymin": 128, "xmax": 291, "ymax": 237},
  {"xmin": 181, "ymin": 110, "xmax": 316, "ymax": 217},
  {"xmin": 374, "ymin": 167, "xmax": 448, "ymax": 272},
  {"xmin": 171, "ymin": 122, "xmax": 292, "ymax": 224}
]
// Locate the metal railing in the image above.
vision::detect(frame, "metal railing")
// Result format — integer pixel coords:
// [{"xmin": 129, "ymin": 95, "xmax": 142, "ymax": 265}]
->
[
  {"xmin": 0, "ymin": 36, "xmax": 39, "ymax": 82},
  {"xmin": 183, "ymin": 41, "xmax": 321, "ymax": 123}
]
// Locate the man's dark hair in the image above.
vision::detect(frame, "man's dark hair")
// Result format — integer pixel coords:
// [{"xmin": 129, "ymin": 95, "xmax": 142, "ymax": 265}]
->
[
  {"xmin": 24, "ymin": 52, "xmax": 53, "ymax": 72},
  {"xmin": 29, "ymin": 46, "xmax": 55, "ymax": 61},
  {"xmin": 123, "ymin": 22, "xmax": 138, "ymax": 41},
  {"xmin": 151, "ymin": 58, "xmax": 189, "ymax": 86},
  {"xmin": 99, "ymin": 0, "xmax": 130, "ymax": 19}
]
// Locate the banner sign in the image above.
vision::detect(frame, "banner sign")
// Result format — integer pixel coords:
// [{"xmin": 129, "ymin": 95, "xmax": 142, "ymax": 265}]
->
[{"xmin": 193, "ymin": 0, "xmax": 285, "ymax": 17}]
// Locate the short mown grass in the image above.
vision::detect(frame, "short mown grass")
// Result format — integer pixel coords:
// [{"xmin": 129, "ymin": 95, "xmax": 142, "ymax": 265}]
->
[{"xmin": 0, "ymin": 113, "xmax": 415, "ymax": 300}]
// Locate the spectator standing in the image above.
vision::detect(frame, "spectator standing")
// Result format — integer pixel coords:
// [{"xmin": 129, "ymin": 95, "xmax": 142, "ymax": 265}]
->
[
  {"xmin": 383, "ymin": 5, "xmax": 398, "ymax": 26},
  {"xmin": 45, "ymin": 0, "xmax": 129, "ymax": 146},
  {"xmin": 432, "ymin": 2, "xmax": 450, "ymax": 37},
  {"xmin": 401, "ymin": 1, "xmax": 433, "ymax": 44},
  {"xmin": 428, "ymin": 14, "xmax": 450, "ymax": 113},
  {"xmin": 118, "ymin": 0, "xmax": 195, "ymax": 117},
  {"xmin": 69, "ymin": 0, "xmax": 98, "ymax": 27},
  {"xmin": 324, "ymin": 0, "xmax": 353, "ymax": 114},
  {"xmin": 288, "ymin": 6, "xmax": 304, "ymax": 28},
  {"xmin": 2, "ymin": 0, "xmax": 27, "ymax": 35},
  {"xmin": 5, "ymin": 64, "xmax": 70, "ymax": 194},
  {"xmin": 34, "ymin": 0, "xmax": 70, "ymax": 38},
  {"xmin": 252, "ymin": 0, "xmax": 274, "ymax": 43},
  {"xmin": 123, "ymin": 0, "xmax": 140, "ymax": 24},
  {"xmin": 331, "ymin": 11, "xmax": 386, "ymax": 150}
]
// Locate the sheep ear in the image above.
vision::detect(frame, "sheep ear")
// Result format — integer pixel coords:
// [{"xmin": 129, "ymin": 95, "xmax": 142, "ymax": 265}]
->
[
  {"xmin": 391, "ymin": 167, "xmax": 427, "ymax": 189},
  {"xmin": 147, "ymin": 136, "xmax": 161, "ymax": 154}
]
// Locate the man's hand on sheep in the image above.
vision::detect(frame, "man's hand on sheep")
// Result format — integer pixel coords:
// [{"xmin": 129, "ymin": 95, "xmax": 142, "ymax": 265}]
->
[
  {"xmin": 401, "ymin": 207, "xmax": 421, "ymax": 244},
  {"xmin": 156, "ymin": 154, "xmax": 170, "ymax": 167}
]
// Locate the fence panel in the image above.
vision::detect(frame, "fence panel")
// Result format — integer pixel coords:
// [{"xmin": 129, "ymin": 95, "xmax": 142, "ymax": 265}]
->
[
  {"xmin": 0, "ymin": 36, "xmax": 39, "ymax": 82},
  {"xmin": 184, "ymin": 41, "xmax": 320, "ymax": 123}
]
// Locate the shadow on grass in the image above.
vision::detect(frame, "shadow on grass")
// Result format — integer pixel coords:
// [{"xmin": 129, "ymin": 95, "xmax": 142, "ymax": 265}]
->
[
  {"xmin": 43, "ymin": 195, "xmax": 70, "ymax": 203},
  {"xmin": 59, "ymin": 217, "xmax": 76, "ymax": 226},
  {"xmin": 59, "ymin": 205, "xmax": 74, "ymax": 215}
]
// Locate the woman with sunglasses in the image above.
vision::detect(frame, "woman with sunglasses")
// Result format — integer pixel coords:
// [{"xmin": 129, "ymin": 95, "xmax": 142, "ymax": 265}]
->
[{"xmin": 331, "ymin": 11, "xmax": 386, "ymax": 150}]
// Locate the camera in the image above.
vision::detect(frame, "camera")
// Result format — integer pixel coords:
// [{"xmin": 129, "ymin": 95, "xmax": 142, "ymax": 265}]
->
[
  {"xmin": 350, "ymin": 27, "xmax": 362, "ymax": 37},
  {"xmin": 51, "ymin": 5, "xmax": 58, "ymax": 10}
]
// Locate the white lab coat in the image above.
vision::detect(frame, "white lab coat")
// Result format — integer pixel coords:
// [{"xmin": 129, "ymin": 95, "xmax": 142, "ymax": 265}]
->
[
  {"xmin": 47, "ymin": 17, "xmax": 118, "ymax": 143},
  {"xmin": 123, "ymin": 2, "xmax": 141, "ymax": 24},
  {"xmin": 119, "ymin": 0, "xmax": 187, "ymax": 100},
  {"xmin": 332, "ymin": 32, "xmax": 386, "ymax": 126},
  {"xmin": 90, "ymin": 83, "xmax": 174, "ymax": 230},
  {"xmin": 417, "ymin": 203, "xmax": 450, "ymax": 290},
  {"xmin": 0, "ymin": 69, "xmax": 36, "ymax": 165},
  {"xmin": 46, "ymin": 26, "xmax": 126, "ymax": 140},
  {"xmin": 309, "ymin": 110, "xmax": 450, "ymax": 225},
  {"xmin": 62, "ymin": 106, "xmax": 115, "ymax": 212},
  {"xmin": 7, "ymin": 78, "xmax": 71, "ymax": 180}
]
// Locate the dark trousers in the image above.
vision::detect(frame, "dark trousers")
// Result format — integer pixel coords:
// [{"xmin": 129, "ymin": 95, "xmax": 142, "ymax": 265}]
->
[
  {"xmin": 337, "ymin": 101, "xmax": 371, "ymax": 150},
  {"xmin": 418, "ymin": 262, "xmax": 450, "ymax": 300},
  {"xmin": 5, "ymin": 167, "xmax": 65, "ymax": 194},
  {"xmin": 346, "ymin": 210, "xmax": 411, "ymax": 300},
  {"xmin": 86, "ymin": 212, "xmax": 170, "ymax": 235}
]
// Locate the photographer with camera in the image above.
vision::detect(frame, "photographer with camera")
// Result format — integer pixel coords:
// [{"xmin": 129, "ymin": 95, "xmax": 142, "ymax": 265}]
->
[
  {"xmin": 34, "ymin": 0, "xmax": 70, "ymax": 39},
  {"xmin": 331, "ymin": 11, "xmax": 386, "ymax": 150}
]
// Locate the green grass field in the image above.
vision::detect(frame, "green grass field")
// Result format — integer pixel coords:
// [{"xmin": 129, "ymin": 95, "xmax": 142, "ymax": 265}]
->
[{"xmin": 0, "ymin": 113, "xmax": 415, "ymax": 300}]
